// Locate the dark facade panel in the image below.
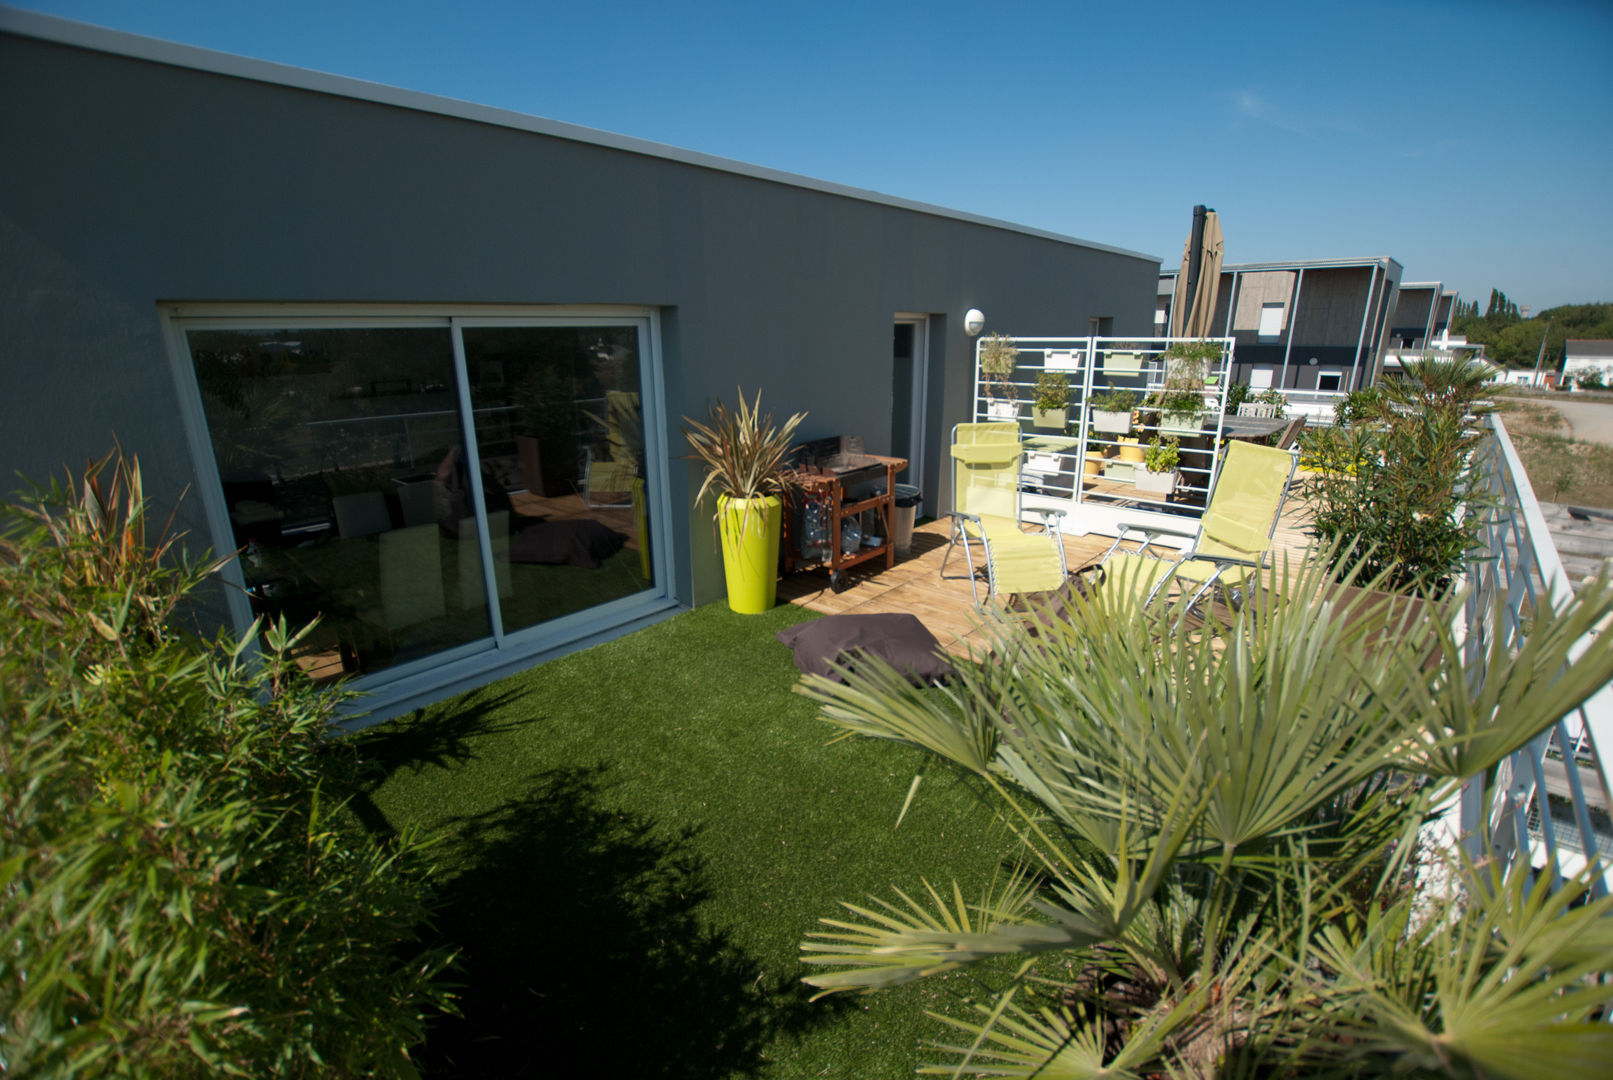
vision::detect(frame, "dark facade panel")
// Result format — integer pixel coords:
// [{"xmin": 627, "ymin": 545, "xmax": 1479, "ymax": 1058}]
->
[{"xmin": 0, "ymin": 29, "xmax": 1157, "ymax": 617}]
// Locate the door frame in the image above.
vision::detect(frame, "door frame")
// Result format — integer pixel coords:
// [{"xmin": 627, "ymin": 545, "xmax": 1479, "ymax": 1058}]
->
[{"xmin": 893, "ymin": 313, "xmax": 930, "ymax": 495}]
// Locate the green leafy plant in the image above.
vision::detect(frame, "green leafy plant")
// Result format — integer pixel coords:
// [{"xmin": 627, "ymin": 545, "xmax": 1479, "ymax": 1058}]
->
[
  {"xmin": 1162, "ymin": 339, "xmax": 1223, "ymax": 389},
  {"xmin": 1150, "ymin": 388, "xmax": 1207, "ymax": 416},
  {"xmin": 1033, "ymin": 371, "xmax": 1071, "ymax": 411},
  {"xmin": 1143, "ymin": 435, "xmax": 1180, "ymax": 473},
  {"xmin": 1254, "ymin": 387, "xmax": 1287, "ymax": 417},
  {"xmin": 1303, "ymin": 357, "xmax": 1493, "ymax": 593},
  {"xmin": 1223, "ymin": 381, "xmax": 1253, "ymax": 413},
  {"xmin": 0, "ymin": 449, "xmax": 454, "ymax": 1078},
  {"xmin": 1333, "ymin": 385, "xmax": 1386, "ymax": 427},
  {"xmin": 980, "ymin": 333, "xmax": 1020, "ymax": 401},
  {"xmin": 1089, "ymin": 389, "xmax": 1138, "ymax": 414},
  {"xmin": 681, "ymin": 388, "xmax": 806, "ymax": 511},
  {"xmin": 794, "ymin": 550, "xmax": 1613, "ymax": 1078}
]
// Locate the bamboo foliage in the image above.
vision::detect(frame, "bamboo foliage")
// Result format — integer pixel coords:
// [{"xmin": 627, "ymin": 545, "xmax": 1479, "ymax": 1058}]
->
[{"xmin": 795, "ymin": 544, "xmax": 1613, "ymax": 1077}]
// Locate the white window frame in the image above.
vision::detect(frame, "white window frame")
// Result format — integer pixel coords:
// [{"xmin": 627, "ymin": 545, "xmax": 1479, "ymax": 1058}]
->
[
  {"xmin": 1258, "ymin": 302, "xmax": 1285, "ymax": 339},
  {"xmin": 160, "ymin": 303, "xmax": 675, "ymax": 723}
]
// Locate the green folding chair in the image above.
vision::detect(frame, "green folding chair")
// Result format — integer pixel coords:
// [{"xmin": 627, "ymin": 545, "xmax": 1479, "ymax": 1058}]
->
[
  {"xmin": 940, "ymin": 422, "xmax": 1068, "ymax": 607},
  {"xmin": 1092, "ymin": 439, "xmax": 1297, "ymax": 619}
]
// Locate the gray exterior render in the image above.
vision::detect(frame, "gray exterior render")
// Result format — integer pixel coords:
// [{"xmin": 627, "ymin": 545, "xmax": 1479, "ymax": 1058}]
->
[{"xmin": 0, "ymin": 9, "xmax": 1158, "ymax": 719}]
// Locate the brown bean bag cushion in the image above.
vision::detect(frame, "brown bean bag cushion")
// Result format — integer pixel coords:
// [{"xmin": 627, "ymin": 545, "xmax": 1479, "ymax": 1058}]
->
[
  {"xmin": 507, "ymin": 519, "xmax": 626, "ymax": 569},
  {"xmin": 775, "ymin": 613, "xmax": 953, "ymax": 685}
]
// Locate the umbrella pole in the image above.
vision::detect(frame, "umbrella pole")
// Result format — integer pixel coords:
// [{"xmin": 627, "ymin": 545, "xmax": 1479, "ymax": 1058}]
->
[{"xmin": 1182, "ymin": 204, "xmax": 1207, "ymax": 335}]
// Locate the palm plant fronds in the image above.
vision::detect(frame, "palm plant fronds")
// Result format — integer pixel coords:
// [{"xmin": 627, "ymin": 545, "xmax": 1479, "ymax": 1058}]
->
[
  {"xmin": 680, "ymin": 387, "xmax": 806, "ymax": 511},
  {"xmin": 797, "ymin": 537, "xmax": 1613, "ymax": 1077}
]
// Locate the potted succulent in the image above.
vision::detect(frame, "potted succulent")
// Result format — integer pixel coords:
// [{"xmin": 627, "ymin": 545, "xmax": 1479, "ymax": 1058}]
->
[
  {"xmin": 1136, "ymin": 435, "xmax": 1182, "ymax": 497},
  {"xmin": 980, "ymin": 333, "xmax": 1020, "ymax": 420},
  {"xmin": 682, "ymin": 389, "xmax": 806, "ymax": 614},
  {"xmin": 1089, "ymin": 388, "xmax": 1138, "ymax": 434},
  {"xmin": 1032, "ymin": 371, "xmax": 1071, "ymax": 429}
]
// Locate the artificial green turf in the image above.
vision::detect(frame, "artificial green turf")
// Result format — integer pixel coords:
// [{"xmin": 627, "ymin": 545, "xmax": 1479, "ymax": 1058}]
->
[{"xmin": 349, "ymin": 601, "xmax": 1021, "ymax": 1078}]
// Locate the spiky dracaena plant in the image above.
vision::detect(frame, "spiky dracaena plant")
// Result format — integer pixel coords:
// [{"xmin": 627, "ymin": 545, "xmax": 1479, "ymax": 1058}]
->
[
  {"xmin": 795, "ymin": 550, "xmax": 1613, "ymax": 1078},
  {"xmin": 681, "ymin": 388, "xmax": 807, "ymax": 514}
]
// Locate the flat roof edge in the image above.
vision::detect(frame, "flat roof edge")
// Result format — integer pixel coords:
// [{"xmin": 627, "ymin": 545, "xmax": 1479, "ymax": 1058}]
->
[
  {"xmin": 0, "ymin": 6, "xmax": 1158, "ymax": 264},
  {"xmin": 1161, "ymin": 256, "xmax": 1403, "ymax": 275}
]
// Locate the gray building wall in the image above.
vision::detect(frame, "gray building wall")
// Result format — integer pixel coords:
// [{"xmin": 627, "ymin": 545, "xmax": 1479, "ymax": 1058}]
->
[
  {"xmin": 1163, "ymin": 260, "xmax": 1401, "ymax": 390},
  {"xmin": 0, "ymin": 26, "xmax": 1157, "ymax": 616}
]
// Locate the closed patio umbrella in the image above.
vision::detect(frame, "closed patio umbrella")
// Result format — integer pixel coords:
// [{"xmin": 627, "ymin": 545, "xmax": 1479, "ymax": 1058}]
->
[{"xmin": 1168, "ymin": 205, "xmax": 1224, "ymax": 339}]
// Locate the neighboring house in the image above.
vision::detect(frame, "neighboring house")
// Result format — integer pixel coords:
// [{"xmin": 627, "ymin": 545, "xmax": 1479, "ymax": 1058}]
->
[
  {"xmin": 1381, "ymin": 282, "xmax": 1464, "ymax": 378},
  {"xmin": 1563, "ymin": 340, "xmax": 1613, "ymax": 388},
  {"xmin": 1157, "ymin": 257, "xmax": 1402, "ymax": 394},
  {"xmin": 0, "ymin": 9, "xmax": 1158, "ymax": 721}
]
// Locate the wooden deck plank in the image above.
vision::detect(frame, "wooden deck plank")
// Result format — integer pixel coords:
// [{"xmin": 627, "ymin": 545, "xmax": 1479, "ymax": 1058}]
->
[{"xmin": 781, "ymin": 506, "xmax": 1316, "ymax": 648}]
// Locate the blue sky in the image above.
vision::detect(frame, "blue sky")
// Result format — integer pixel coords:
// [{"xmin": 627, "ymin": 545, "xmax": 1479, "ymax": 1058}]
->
[{"xmin": 13, "ymin": 0, "xmax": 1612, "ymax": 311}]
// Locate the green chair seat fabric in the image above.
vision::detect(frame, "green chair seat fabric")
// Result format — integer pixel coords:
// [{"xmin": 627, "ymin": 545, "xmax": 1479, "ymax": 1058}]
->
[
  {"xmin": 1092, "ymin": 439, "xmax": 1296, "ymax": 619},
  {"xmin": 942, "ymin": 422, "xmax": 1068, "ymax": 606}
]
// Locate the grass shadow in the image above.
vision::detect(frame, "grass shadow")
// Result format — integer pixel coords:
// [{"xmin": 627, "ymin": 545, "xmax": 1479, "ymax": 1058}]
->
[{"xmin": 416, "ymin": 763, "xmax": 830, "ymax": 1077}]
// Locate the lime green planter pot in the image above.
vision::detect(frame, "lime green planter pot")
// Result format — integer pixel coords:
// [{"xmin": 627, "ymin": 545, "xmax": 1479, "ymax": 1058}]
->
[{"xmin": 718, "ymin": 495, "xmax": 782, "ymax": 613}]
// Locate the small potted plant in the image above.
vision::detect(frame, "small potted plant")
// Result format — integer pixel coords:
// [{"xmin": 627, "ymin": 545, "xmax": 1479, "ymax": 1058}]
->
[
  {"xmin": 1082, "ymin": 435, "xmax": 1107, "ymax": 477},
  {"xmin": 1032, "ymin": 371, "xmax": 1071, "ymax": 429},
  {"xmin": 1088, "ymin": 388, "xmax": 1138, "ymax": 434},
  {"xmin": 1162, "ymin": 339, "xmax": 1225, "ymax": 386},
  {"xmin": 682, "ymin": 389, "xmax": 806, "ymax": 614},
  {"xmin": 1155, "ymin": 388, "xmax": 1208, "ymax": 435},
  {"xmin": 980, "ymin": 333, "xmax": 1020, "ymax": 420},
  {"xmin": 1136, "ymin": 436, "xmax": 1182, "ymax": 497}
]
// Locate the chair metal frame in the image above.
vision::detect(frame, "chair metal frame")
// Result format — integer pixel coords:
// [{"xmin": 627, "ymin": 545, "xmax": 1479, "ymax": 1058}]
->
[
  {"xmin": 939, "ymin": 422, "xmax": 1068, "ymax": 607},
  {"xmin": 1093, "ymin": 440, "xmax": 1299, "ymax": 617}
]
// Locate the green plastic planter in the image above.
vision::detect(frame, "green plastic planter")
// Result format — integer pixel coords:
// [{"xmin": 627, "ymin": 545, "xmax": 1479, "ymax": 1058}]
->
[{"xmin": 718, "ymin": 495, "xmax": 782, "ymax": 613}]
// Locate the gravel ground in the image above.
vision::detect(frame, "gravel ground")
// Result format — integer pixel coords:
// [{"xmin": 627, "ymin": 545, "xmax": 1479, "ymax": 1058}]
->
[{"xmin": 1534, "ymin": 398, "xmax": 1613, "ymax": 446}]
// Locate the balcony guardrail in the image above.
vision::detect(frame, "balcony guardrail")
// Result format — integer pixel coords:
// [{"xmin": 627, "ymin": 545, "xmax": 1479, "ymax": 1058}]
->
[{"xmin": 1459, "ymin": 414, "xmax": 1613, "ymax": 897}]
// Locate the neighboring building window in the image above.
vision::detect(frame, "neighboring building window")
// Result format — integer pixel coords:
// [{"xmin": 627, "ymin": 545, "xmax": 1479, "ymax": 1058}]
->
[
  {"xmin": 1258, "ymin": 303, "xmax": 1284, "ymax": 339},
  {"xmin": 1250, "ymin": 368, "xmax": 1274, "ymax": 389},
  {"xmin": 1317, "ymin": 372, "xmax": 1343, "ymax": 392},
  {"xmin": 179, "ymin": 314, "xmax": 657, "ymax": 683}
]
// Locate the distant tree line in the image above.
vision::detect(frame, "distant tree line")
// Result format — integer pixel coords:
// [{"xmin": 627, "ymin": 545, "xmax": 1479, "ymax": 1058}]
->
[{"xmin": 1451, "ymin": 292, "xmax": 1613, "ymax": 368}]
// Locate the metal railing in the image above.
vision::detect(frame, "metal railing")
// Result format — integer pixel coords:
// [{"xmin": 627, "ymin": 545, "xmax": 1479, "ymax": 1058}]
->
[
  {"xmin": 1272, "ymin": 388, "xmax": 1345, "ymax": 426},
  {"xmin": 1459, "ymin": 414, "xmax": 1613, "ymax": 896},
  {"xmin": 969, "ymin": 336, "xmax": 1235, "ymax": 516}
]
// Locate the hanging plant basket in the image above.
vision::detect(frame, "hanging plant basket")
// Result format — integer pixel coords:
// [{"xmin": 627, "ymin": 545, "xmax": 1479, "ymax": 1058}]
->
[
  {"xmin": 1032, "ymin": 406, "xmax": 1068, "ymax": 430},
  {"xmin": 1091, "ymin": 409, "xmax": 1133, "ymax": 435},
  {"xmin": 987, "ymin": 400, "xmax": 1019, "ymax": 421},
  {"xmin": 1135, "ymin": 469, "xmax": 1180, "ymax": 497},
  {"xmin": 1160, "ymin": 410, "xmax": 1206, "ymax": 436}
]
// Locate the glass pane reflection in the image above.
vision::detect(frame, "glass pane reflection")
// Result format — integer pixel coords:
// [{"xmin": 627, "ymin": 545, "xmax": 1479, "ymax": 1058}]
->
[
  {"xmin": 463, "ymin": 325, "xmax": 654, "ymax": 636},
  {"xmin": 187, "ymin": 327, "xmax": 491, "ymax": 680}
]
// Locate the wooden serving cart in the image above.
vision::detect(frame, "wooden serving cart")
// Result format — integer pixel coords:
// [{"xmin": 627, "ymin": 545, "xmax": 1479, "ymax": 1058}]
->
[{"xmin": 782, "ymin": 436, "xmax": 907, "ymax": 593}]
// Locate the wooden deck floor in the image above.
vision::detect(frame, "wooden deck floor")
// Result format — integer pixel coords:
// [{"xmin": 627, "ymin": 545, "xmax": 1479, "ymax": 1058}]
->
[{"xmin": 778, "ymin": 498, "xmax": 1315, "ymax": 657}]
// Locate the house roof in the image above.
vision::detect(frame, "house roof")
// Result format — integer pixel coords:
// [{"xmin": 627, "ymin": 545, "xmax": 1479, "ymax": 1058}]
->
[
  {"xmin": 1566, "ymin": 340, "xmax": 1613, "ymax": 359},
  {"xmin": 0, "ymin": 5, "xmax": 1157, "ymax": 264},
  {"xmin": 1160, "ymin": 256, "xmax": 1403, "ymax": 280}
]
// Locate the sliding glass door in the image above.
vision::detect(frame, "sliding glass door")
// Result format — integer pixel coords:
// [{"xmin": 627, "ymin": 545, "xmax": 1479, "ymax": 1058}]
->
[{"xmin": 177, "ymin": 311, "xmax": 659, "ymax": 685}]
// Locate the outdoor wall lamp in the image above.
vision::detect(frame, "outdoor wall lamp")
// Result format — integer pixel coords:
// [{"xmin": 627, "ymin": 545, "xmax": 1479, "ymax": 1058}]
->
[{"xmin": 964, "ymin": 309, "xmax": 985, "ymax": 336}]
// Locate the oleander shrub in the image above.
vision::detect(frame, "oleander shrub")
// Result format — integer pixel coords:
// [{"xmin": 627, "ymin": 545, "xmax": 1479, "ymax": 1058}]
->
[
  {"xmin": 0, "ymin": 450, "xmax": 452, "ymax": 1078},
  {"xmin": 1301, "ymin": 357, "xmax": 1492, "ymax": 594}
]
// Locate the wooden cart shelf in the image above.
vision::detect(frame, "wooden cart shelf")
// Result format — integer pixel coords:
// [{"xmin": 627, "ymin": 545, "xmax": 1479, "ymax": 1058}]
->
[{"xmin": 781, "ymin": 450, "xmax": 907, "ymax": 593}]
